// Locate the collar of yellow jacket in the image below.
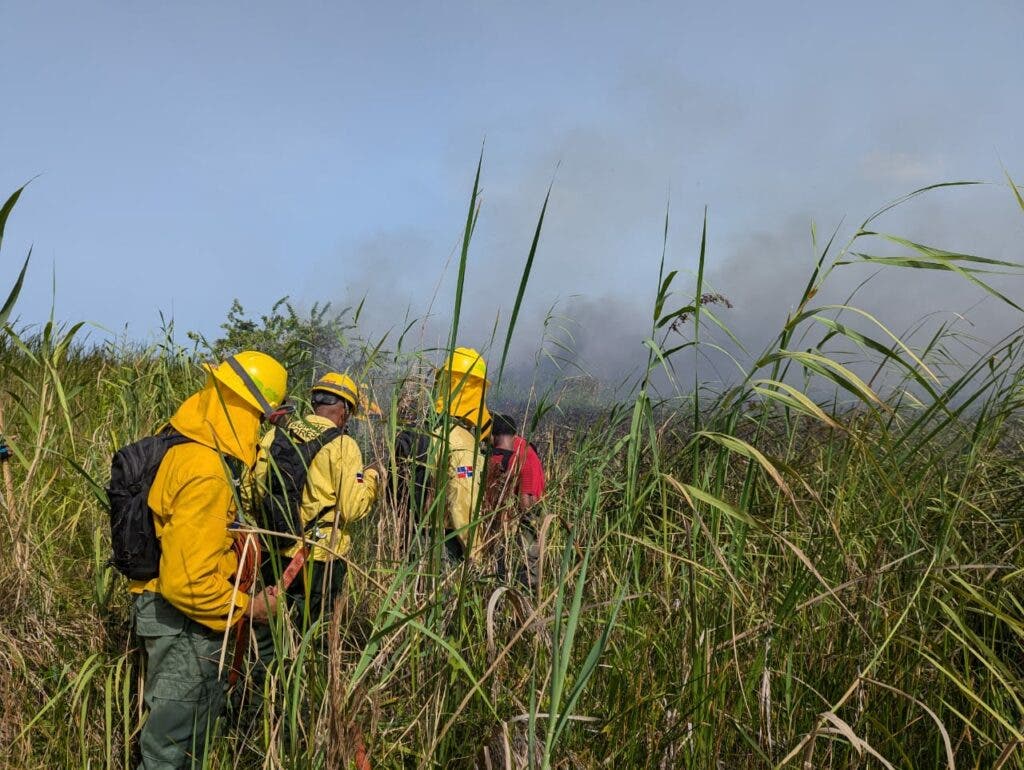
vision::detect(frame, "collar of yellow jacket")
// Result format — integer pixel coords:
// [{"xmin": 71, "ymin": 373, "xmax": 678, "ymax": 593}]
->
[
  {"xmin": 169, "ymin": 375, "xmax": 263, "ymax": 466},
  {"xmin": 284, "ymin": 413, "xmax": 338, "ymax": 442},
  {"xmin": 434, "ymin": 372, "xmax": 492, "ymax": 440}
]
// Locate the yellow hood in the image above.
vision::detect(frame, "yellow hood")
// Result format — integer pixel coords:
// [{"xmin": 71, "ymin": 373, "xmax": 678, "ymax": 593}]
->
[
  {"xmin": 169, "ymin": 374, "xmax": 263, "ymax": 466},
  {"xmin": 434, "ymin": 371, "xmax": 492, "ymax": 439}
]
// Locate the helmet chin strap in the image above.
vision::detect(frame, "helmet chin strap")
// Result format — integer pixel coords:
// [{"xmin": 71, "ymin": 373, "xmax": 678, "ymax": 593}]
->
[
  {"xmin": 335, "ymin": 402, "xmax": 350, "ymax": 431},
  {"xmin": 267, "ymin": 403, "xmax": 295, "ymax": 425}
]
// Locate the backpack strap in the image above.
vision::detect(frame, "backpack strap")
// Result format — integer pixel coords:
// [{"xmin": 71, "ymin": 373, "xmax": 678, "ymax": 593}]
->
[
  {"xmin": 304, "ymin": 505, "xmax": 337, "ymax": 533},
  {"xmin": 290, "ymin": 426, "xmax": 344, "ymax": 532},
  {"xmin": 158, "ymin": 426, "xmax": 192, "ymax": 447}
]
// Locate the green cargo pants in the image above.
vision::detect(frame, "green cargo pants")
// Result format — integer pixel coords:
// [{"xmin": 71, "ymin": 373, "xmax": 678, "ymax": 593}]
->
[{"xmin": 134, "ymin": 592, "xmax": 227, "ymax": 770}]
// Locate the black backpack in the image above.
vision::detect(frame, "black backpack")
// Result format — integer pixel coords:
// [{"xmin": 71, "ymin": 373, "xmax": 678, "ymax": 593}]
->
[
  {"xmin": 106, "ymin": 428, "xmax": 192, "ymax": 580},
  {"xmin": 256, "ymin": 425, "xmax": 343, "ymax": 549},
  {"xmin": 395, "ymin": 424, "xmax": 432, "ymax": 516}
]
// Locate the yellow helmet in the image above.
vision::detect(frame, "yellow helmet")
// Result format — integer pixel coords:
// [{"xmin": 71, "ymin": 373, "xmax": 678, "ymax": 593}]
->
[
  {"xmin": 311, "ymin": 371, "xmax": 359, "ymax": 411},
  {"xmin": 203, "ymin": 351, "xmax": 287, "ymax": 417},
  {"xmin": 440, "ymin": 346, "xmax": 488, "ymax": 383}
]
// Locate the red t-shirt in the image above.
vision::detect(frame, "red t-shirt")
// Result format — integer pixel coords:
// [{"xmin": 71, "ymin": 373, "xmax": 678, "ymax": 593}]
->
[{"xmin": 489, "ymin": 436, "xmax": 545, "ymax": 498}]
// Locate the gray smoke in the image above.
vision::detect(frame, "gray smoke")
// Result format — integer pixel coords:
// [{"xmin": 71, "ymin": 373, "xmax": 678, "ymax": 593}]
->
[{"xmin": 311, "ymin": 72, "xmax": 1023, "ymax": 401}]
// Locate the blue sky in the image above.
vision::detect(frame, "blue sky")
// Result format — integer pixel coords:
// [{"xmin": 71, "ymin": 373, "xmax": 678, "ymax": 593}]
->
[{"xmin": 2, "ymin": 1, "xmax": 1022, "ymax": 376}]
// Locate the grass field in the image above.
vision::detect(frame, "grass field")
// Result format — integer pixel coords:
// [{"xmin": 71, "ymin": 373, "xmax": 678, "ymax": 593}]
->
[{"xmin": 1, "ymin": 174, "xmax": 1023, "ymax": 769}]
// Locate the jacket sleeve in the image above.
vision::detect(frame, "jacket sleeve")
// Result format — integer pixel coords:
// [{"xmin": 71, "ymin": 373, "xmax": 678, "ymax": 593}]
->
[
  {"xmin": 446, "ymin": 431, "xmax": 485, "ymax": 559},
  {"xmin": 156, "ymin": 473, "xmax": 250, "ymax": 630},
  {"xmin": 336, "ymin": 436, "xmax": 378, "ymax": 525}
]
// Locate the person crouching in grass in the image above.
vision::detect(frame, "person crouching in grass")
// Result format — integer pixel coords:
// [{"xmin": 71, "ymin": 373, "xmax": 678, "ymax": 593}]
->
[{"xmin": 487, "ymin": 413, "xmax": 545, "ymax": 591}]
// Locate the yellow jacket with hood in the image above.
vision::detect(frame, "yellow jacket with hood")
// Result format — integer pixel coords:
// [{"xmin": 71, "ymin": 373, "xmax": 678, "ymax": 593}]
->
[
  {"xmin": 129, "ymin": 378, "xmax": 262, "ymax": 632},
  {"xmin": 432, "ymin": 370, "xmax": 490, "ymax": 560},
  {"xmin": 251, "ymin": 414, "xmax": 378, "ymax": 562}
]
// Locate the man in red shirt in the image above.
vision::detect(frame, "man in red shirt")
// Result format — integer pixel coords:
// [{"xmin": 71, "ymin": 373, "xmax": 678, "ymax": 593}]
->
[
  {"xmin": 489, "ymin": 414, "xmax": 545, "ymax": 505},
  {"xmin": 488, "ymin": 414, "xmax": 545, "ymax": 590}
]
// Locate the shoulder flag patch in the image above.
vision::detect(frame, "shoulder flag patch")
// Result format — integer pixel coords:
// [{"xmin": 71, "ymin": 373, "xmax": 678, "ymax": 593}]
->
[
  {"xmin": 355, "ymin": 472, "xmax": 364, "ymax": 483},
  {"xmin": 456, "ymin": 465, "xmax": 474, "ymax": 479}
]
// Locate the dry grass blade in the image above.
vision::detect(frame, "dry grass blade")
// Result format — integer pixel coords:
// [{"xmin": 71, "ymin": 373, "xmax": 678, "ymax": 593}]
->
[{"xmin": 864, "ymin": 676, "xmax": 956, "ymax": 770}]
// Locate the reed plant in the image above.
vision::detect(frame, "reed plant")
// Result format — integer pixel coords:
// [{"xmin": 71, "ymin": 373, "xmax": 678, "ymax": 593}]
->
[{"xmin": 0, "ymin": 173, "xmax": 1022, "ymax": 769}]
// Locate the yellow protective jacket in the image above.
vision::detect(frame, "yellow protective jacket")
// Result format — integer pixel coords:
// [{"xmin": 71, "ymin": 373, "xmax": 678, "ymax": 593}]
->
[
  {"xmin": 130, "ymin": 379, "xmax": 262, "ymax": 632},
  {"xmin": 432, "ymin": 367, "xmax": 491, "ymax": 560},
  {"xmin": 251, "ymin": 414, "xmax": 378, "ymax": 561},
  {"xmin": 429, "ymin": 422, "xmax": 487, "ymax": 560}
]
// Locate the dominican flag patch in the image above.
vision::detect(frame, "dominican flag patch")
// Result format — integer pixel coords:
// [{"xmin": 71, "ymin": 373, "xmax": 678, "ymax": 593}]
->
[
  {"xmin": 356, "ymin": 472, "xmax": 364, "ymax": 483},
  {"xmin": 456, "ymin": 465, "xmax": 474, "ymax": 479}
]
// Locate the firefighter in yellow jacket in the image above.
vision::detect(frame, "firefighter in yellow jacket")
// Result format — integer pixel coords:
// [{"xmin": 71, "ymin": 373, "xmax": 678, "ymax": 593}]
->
[
  {"xmin": 131, "ymin": 351, "xmax": 287, "ymax": 770},
  {"xmin": 251, "ymin": 372, "xmax": 380, "ymax": 623},
  {"xmin": 431, "ymin": 346, "xmax": 492, "ymax": 562}
]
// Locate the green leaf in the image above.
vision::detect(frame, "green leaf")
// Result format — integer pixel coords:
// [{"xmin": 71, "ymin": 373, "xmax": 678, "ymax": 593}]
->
[
  {"xmin": 0, "ymin": 184, "xmax": 27, "ymax": 252},
  {"xmin": 496, "ymin": 180, "xmax": 551, "ymax": 383},
  {"xmin": 767, "ymin": 349, "xmax": 885, "ymax": 409},
  {"xmin": 751, "ymin": 378, "xmax": 841, "ymax": 429},
  {"xmin": 0, "ymin": 247, "xmax": 31, "ymax": 328},
  {"xmin": 1005, "ymin": 170, "xmax": 1024, "ymax": 214}
]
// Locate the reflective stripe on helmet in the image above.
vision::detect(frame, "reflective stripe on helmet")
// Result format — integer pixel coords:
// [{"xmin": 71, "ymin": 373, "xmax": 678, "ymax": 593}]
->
[
  {"xmin": 312, "ymin": 378, "xmax": 358, "ymax": 404},
  {"xmin": 226, "ymin": 355, "xmax": 274, "ymax": 417}
]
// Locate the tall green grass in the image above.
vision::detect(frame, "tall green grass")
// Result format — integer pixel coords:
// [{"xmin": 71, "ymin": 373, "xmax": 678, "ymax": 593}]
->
[{"xmin": 0, "ymin": 173, "xmax": 1022, "ymax": 769}]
